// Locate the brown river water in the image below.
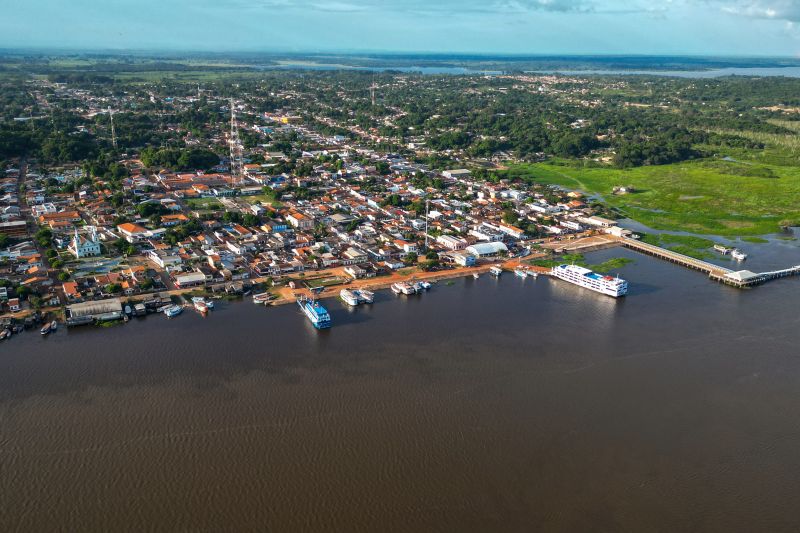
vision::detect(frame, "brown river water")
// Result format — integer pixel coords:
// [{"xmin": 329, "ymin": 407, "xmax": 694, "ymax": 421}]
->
[{"xmin": 2, "ymin": 248, "xmax": 800, "ymax": 532}]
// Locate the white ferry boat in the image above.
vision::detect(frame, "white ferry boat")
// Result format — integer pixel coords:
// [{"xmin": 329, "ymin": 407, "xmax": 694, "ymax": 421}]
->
[
  {"xmin": 731, "ymin": 249, "xmax": 748, "ymax": 261},
  {"xmin": 359, "ymin": 289, "xmax": 375, "ymax": 303},
  {"xmin": 551, "ymin": 264, "xmax": 628, "ymax": 298},
  {"xmin": 340, "ymin": 288, "xmax": 361, "ymax": 306},
  {"xmin": 514, "ymin": 268, "xmax": 528, "ymax": 279},
  {"xmin": 489, "ymin": 266, "xmax": 503, "ymax": 277},
  {"xmin": 391, "ymin": 282, "xmax": 416, "ymax": 295}
]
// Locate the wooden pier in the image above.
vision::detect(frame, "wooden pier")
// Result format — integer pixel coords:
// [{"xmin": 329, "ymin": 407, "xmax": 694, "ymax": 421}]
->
[{"xmin": 618, "ymin": 237, "xmax": 800, "ymax": 288}]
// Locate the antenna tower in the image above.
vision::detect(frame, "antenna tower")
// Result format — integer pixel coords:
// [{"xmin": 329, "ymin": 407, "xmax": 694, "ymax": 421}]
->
[
  {"xmin": 108, "ymin": 107, "xmax": 117, "ymax": 149},
  {"xmin": 229, "ymin": 98, "xmax": 243, "ymax": 183}
]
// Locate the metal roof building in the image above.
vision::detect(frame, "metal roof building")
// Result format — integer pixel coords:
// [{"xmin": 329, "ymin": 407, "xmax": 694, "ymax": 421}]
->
[{"xmin": 465, "ymin": 242, "xmax": 508, "ymax": 257}]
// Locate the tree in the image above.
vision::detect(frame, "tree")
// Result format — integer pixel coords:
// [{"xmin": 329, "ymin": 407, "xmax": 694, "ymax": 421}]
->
[
  {"xmin": 404, "ymin": 252, "xmax": 418, "ymax": 265},
  {"xmin": 57, "ymin": 271, "xmax": 70, "ymax": 281},
  {"xmin": 105, "ymin": 283, "xmax": 122, "ymax": 294},
  {"xmin": 15, "ymin": 285, "xmax": 32, "ymax": 299},
  {"xmin": 243, "ymin": 213, "xmax": 261, "ymax": 227}
]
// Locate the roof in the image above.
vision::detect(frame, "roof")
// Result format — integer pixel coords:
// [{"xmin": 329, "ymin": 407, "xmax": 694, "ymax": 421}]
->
[
  {"xmin": 67, "ymin": 298, "xmax": 123, "ymax": 318},
  {"xmin": 466, "ymin": 242, "xmax": 508, "ymax": 255},
  {"xmin": 117, "ymin": 222, "xmax": 147, "ymax": 234},
  {"xmin": 725, "ymin": 270, "xmax": 760, "ymax": 282}
]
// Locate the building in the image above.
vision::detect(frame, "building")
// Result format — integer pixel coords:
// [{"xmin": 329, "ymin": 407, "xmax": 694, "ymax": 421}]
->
[
  {"xmin": 442, "ymin": 169, "xmax": 471, "ymax": 180},
  {"xmin": 68, "ymin": 227, "xmax": 101, "ymax": 258},
  {"xmin": 174, "ymin": 271, "xmax": 207, "ymax": 288},
  {"xmin": 286, "ymin": 211, "xmax": 314, "ymax": 230},
  {"xmin": 465, "ymin": 242, "xmax": 508, "ymax": 258},
  {"xmin": 66, "ymin": 298, "xmax": 123, "ymax": 325},
  {"xmin": 0, "ymin": 220, "xmax": 28, "ymax": 238},
  {"xmin": 436, "ymin": 234, "xmax": 468, "ymax": 251},
  {"xmin": 117, "ymin": 222, "xmax": 150, "ymax": 243}
]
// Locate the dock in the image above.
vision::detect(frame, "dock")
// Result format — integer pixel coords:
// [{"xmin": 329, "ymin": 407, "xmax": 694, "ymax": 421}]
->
[{"xmin": 619, "ymin": 237, "xmax": 800, "ymax": 288}]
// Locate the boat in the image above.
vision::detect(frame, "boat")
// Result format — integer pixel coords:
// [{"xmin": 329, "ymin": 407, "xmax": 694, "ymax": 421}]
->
[
  {"xmin": 713, "ymin": 244, "xmax": 732, "ymax": 255},
  {"xmin": 156, "ymin": 304, "xmax": 172, "ymax": 313},
  {"xmin": 489, "ymin": 266, "xmax": 503, "ymax": 277},
  {"xmin": 133, "ymin": 303, "xmax": 147, "ymax": 316},
  {"xmin": 340, "ymin": 288, "xmax": 361, "ymax": 306},
  {"xmin": 192, "ymin": 296, "xmax": 212, "ymax": 310},
  {"xmin": 514, "ymin": 268, "xmax": 528, "ymax": 279},
  {"xmin": 297, "ymin": 293, "xmax": 331, "ymax": 329},
  {"xmin": 551, "ymin": 264, "xmax": 628, "ymax": 298},
  {"xmin": 0, "ymin": 329, "xmax": 7, "ymax": 340},
  {"xmin": 252, "ymin": 292, "xmax": 273, "ymax": 304},
  {"xmin": 40, "ymin": 322, "xmax": 52, "ymax": 335},
  {"xmin": 163, "ymin": 305, "xmax": 183, "ymax": 318},
  {"xmin": 473, "ymin": 273, "xmax": 480, "ymax": 279},
  {"xmin": 731, "ymin": 249, "xmax": 748, "ymax": 261},
  {"xmin": 359, "ymin": 289, "xmax": 375, "ymax": 303},
  {"xmin": 124, "ymin": 305, "xmax": 132, "ymax": 316},
  {"xmin": 193, "ymin": 299, "xmax": 208, "ymax": 314},
  {"xmin": 418, "ymin": 281, "xmax": 432, "ymax": 290},
  {"xmin": 391, "ymin": 282, "xmax": 416, "ymax": 295}
]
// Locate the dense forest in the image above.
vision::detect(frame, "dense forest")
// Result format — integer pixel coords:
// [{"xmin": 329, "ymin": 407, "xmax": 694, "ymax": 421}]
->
[{"xmin": 1, "ymin": 57, "xmax": 800, "ymax": 171}]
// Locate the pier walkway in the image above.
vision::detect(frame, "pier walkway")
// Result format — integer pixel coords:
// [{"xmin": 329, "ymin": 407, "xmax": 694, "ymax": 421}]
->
[
  {"xmin": 619, "ymin": 237, "xmax": 733, "ymax": 276},
  {"xmin": 618, "ymin": 236, "xmax": 800, "ymax": 288}
]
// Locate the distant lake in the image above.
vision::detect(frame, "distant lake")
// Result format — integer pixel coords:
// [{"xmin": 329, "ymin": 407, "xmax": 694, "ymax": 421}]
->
[
  {"xmin": 529, "ymin": 67, "xmax": 800, "ymax": 78},
  {"xmin": 261, "ymin": 63, "xmax": 800, "ymax": 77}
]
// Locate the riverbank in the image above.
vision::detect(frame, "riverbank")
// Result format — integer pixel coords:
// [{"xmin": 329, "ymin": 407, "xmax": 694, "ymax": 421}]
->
[{"xmin": 0, "ymin": 234, "xmax": 622, "ymax": 322}]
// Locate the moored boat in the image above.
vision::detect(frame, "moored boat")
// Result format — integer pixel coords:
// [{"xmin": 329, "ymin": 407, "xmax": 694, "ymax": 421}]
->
[
  {"xmin": 359, "ymin": 289, "xmax": 375, "ymax": 303},
  {"xmin": 391, "ymin": 282, "xmax": 416, "ymax": 295},
  {"xmin": 40, "ymin": 322, "xmax": 52, "ymax": 335},
  {"xmin": 514, "ymin": 268, "xmax": 528, "ymax": 279},
  {"xmin": 192, "ymin": 296, "xmax": 212, "ymax": 311},
  {"xmin": 731, "ymin": 249, "xmax": 748, "ymax": 261},
  {"xmin": 163, "ymin": 304, "xmax": 183, "ymax": 318},
  {"xmin": 489, "ymin": 266, "xmax": 503, "ymax": 277},
  {"xmin": 297, "ymin": 293, "xmax": 331, "ymax": 329},
  {"xmin": 340, "ymin": 288, "xmax": 360, "ymax": 306},
  {"xmin": 252, "ymin": 292, "xmax": 272, "ymax": 304},
  {"xmin": 551, "ymin": 264, "xmax": 628, "ymax": 298}
]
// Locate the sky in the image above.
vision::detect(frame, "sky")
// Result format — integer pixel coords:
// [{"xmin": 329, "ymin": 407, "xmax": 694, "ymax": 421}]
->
[{"xmin": 2, "ymin": 0, "xmax": 800, "ymax": 56}]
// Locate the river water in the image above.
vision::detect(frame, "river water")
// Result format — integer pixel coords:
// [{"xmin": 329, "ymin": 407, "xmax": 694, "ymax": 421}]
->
[{"xmin": 2, "ymin": 248, "xmax": 800, "ymax": 532}]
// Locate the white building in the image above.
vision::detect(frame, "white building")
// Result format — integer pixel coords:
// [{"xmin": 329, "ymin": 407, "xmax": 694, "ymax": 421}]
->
[{"xmin": 69, "ymin": 227, "xmax": 101, "ymax": 258}]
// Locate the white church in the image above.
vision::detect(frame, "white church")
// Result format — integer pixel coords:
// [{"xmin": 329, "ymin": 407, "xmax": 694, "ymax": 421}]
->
[{"xmin": 69, "ymin": 226, "xmax": 102, "ymax": 258}]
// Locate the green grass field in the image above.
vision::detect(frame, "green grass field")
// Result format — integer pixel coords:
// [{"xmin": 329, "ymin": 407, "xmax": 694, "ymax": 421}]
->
[
  {"xmin": 186, "ymin": 197, "xmax": 223, "ymax": 209},
  {"xmin": 505, "ymin": 156, "xmax": 800, "ymax": 236}
]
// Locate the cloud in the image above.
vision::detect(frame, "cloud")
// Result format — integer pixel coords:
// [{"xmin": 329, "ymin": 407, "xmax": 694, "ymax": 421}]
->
[
  {"xmin": 708, "ymin": 1, "xmax": 800, "ymax": 22},
  {"xmin": 247, "ymin": 0, "xmax": 598, "ymax": 14}
]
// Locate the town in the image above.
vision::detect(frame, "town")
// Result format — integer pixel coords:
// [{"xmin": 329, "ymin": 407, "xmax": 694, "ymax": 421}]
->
[{"xmin": 0, "ymin": 74, "xmax": 629, "ymax": 329}]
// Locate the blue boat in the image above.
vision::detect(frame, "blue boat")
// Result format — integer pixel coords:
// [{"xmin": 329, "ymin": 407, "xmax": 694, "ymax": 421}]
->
[{"xmin": 297, "ymin": 288, "xmax": 331, "ymax": 329}]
